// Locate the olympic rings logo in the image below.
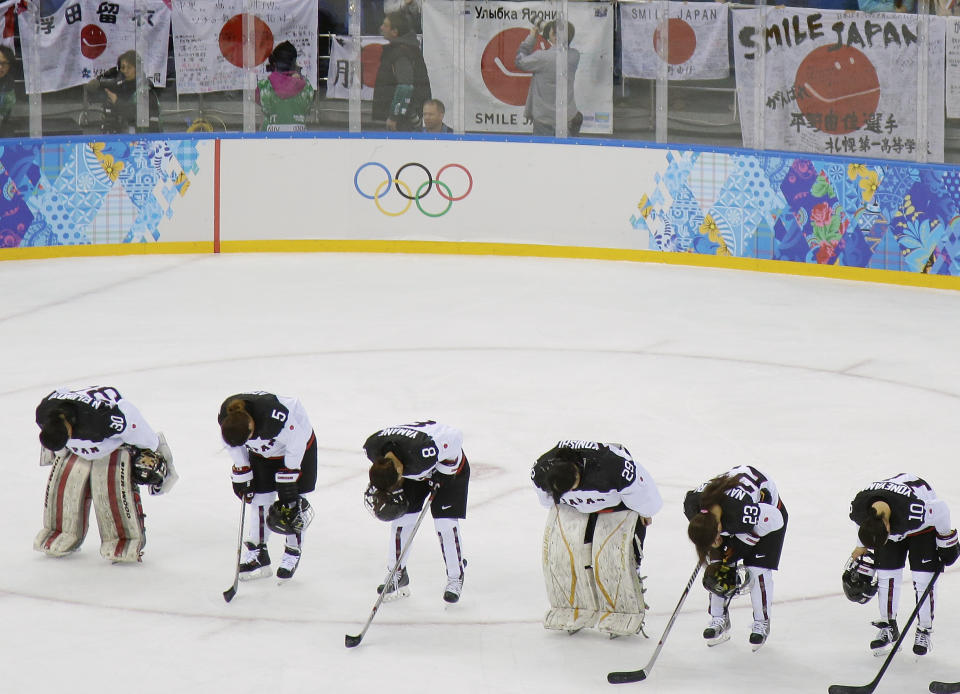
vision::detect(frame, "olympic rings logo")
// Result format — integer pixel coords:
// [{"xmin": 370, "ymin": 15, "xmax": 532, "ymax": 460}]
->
[{"xmin": 354, "ymin": 162, "xmax": 474, "ymax": 217}]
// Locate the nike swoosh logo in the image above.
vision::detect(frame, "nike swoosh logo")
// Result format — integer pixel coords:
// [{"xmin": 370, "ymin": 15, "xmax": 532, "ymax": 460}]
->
[
  {"xmin": 441, "ymin": 505, "xmax": 452, "ymax": 510},
  {"xmin": 755, "ymin": 554, "xmax": 765, "ymax": 559}
]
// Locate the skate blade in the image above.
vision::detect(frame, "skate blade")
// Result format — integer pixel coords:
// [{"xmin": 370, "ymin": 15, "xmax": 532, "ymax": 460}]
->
[
  {"xmin": 239, "ymin": 567, "xmax": 273, "ymax": 581},
  {"xmin": 751, "ymin": 640, "xmax": 767, "ymax": 652},
  {"xmin": 381, "ymin": 586, "xmax": 411, "ymax": 602},
  {"xmin": 706, "ymin": 633, "xmax": 731, "ymax": 647}
]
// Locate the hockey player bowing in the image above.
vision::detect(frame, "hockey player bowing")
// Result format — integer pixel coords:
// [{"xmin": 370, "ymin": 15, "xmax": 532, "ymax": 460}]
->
[
  {"xmin": 847, "ymin": 473, "xmax": 958, "ymax": 657},
  {"xmin": 34, "ymin": 386, "xmax": 177, "ymax": 563},
  {"xmin": 684, "ymin": 465, "xmax": 787, "ymax": 650},
  {"xmin": 531, "ymin": 441, "xmax": 663, "ymax": 637},
  {"xmin": 218, "ymin": 392, "xmax": 317, "ymax": 582},
  {"xmin": 363, "ymin": 421, "xmax": 469, "ymax": 603}
]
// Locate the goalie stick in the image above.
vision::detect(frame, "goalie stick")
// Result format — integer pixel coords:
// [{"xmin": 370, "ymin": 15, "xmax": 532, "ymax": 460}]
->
[
  {"xmin": 930, "ymin": 683, "xmax": 960, "ymax": 694},
  {"xmin": 345, "ymin": 489, "xmax": 438, "ymax": 648},
  {"xmin": 828, "ymin": 569, "xmax": 942, "ymax": 694},
  {"xmin": 222, "ymin": 499, "xmax": 247, "ymax": 603},
  {"xmin": 607, "ymin": 561, "xmax": 704, "ymax": 685}
]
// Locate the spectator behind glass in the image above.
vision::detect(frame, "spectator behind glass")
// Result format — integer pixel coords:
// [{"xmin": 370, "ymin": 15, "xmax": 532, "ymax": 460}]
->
[
  {"xmin": 85, "ymin": 50, "xmax": 160, "ymax": 134},
  {"xmin": 0, "ymin": 45, "xmax": 16, "ymax": 137},
  {"xmin": 515, "ymin": 19, "xmax": 582, "ymax": 137},
  {"xmin": 257, "ymin": 41, "xmax": 316, "ymax": 132},
  {"xmin": 421, "ymin": 98, "xmax": 452, "ymax": 133},
  {"xmin": 372, "ymin": 11, "xmax": 431, "ymax": 132},
  {"xmin": 857, "ymin": 0, "xmax": 915, "ymax": 10}
]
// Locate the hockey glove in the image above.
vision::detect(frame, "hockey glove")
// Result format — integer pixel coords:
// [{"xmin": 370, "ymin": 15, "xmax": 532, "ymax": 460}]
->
[
  {"xmin": 937, "ymin": 529, "xmax": 959, "ymax": 566},
  {"xmin": 426, "ymin": 474, "xmax": 445, "ymax": 492},
  {"xmin": 275, "ymin": 467, "xmax": 301, "ymax": 504},
  {"xmin": 231, "ymin": 465, "xmax": 254, "ymax": 501}
]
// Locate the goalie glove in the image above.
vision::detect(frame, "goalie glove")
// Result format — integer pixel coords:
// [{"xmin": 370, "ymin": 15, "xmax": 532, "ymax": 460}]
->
[
  {"xmin": 937, "ymin": 529, "xmax": 959, "ymax": 566},
  {"xmin": 231, "ymin": 465, "xmax": 254, "ymax": 502}
]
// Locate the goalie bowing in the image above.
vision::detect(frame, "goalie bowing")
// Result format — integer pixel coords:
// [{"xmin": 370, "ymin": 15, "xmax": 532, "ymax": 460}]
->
[
  {"xmin": 532, "ymin": 441, "xmax": 663, "ymax": 637},
  {"xmin": 34, "ymin": 386, "xmax": 177, "ymax": 563}
]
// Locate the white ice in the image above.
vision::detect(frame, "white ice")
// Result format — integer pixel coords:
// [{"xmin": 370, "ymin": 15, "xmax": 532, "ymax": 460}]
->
[{"xmin": 1, "ymin": 252, "xmax": 959, "ymax": 694}]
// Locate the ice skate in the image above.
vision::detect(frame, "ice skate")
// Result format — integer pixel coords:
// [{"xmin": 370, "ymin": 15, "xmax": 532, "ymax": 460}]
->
[
  {"xmin": 870, "ymin": 620, "xmax": 899, "ymax": 656},
  {"xmin": 276, "ymin": 547, "xmax": 301, "ymax": 582},
  {"xmin": 703, "ymin": 613, "xmax": 731, "ymax": 646},
  {"xmin": 749, "ymin": 619, "xmax": 770, "ymax": 651},
  {"xmin": 377, "ymin": 567, "xmax": 410, "ymax": 601},
  {"xmin": 913, "ymin": 627, "xmax": 932, "ymax": 656},
  {"xmin": 443, "ymin": 576, "xmax": 464, "ymax": 603},
  {"xmin": 238, "ymin": 542, "xmax": 271, "ymax": 581}
]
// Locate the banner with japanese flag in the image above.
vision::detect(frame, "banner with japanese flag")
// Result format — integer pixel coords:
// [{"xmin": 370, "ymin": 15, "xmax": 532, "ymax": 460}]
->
[
  {"xmin": 0, "ymin": 0, "xmax": 18, "ymax": 51},
  {"xmin": 171, "ymin": 0, "xmax": 318, "ymax": 94},
  {"xmin": 18, "ymin": 0, "xmax": 171, "ymax": 94},
  {"xmin": 325, "ymin": 35, "xmax": 388, "ymax": 101},
  {"xmin": 619, "ymin": 0, "xmax": 729, "ymax": 80}
]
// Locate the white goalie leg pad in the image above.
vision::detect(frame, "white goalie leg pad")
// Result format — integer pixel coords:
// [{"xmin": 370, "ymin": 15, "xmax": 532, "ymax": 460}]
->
[
  {"xmin": 592, "ymin": 510, "xmax": 647, "ymax": 637},
  {"xmin": 542, "ymin": 505, "xmax": 599, "ymax": 632},
  {"xmin": 90, "ymin": 449, "xmax": 146, "ymax": 563},
  {"xmin": 34, "ymin": 454, "xmax": 93, "ymax": 556}
]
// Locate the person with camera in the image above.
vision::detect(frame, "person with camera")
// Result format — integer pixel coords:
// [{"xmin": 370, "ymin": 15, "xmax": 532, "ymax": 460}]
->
[
  {"xmin": 515, "ymin": 18, "xmax": 582, "ymax": 136},
  {"xmin": 372, "ymin": 10, "xmax": 431, "ymax": 132},
  {"xmin": 257, "ymin": 41, "xmax": 315, "ymax": 132},
  {"xmin": 363, "ymin": 421, "xmax": 469, "ymax": 603},
  {"xmin": 86, "ymin": 50, "xmax": 160, "ymax": 134}
]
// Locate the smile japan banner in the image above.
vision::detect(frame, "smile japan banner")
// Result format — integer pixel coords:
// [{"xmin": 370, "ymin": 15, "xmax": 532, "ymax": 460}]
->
[
  {"xmin": 945, "ymin": 17, "xmax": 960, "ymax": 118},
  {"xmin": 423, "ymin": 0, "xmax": 614, "ymax": 134},
  {"xmin": 18, "ymin": 0, "xmax": 171, "ymax": 94},
  {"xmin": 619, "ymin": 0, "xmax": 729, "ymax": 80},
  {"xmin": 325, "ymin": 35, "xmax": 388, "ymax": 101},
  {"xmin": 171, "ymin": 0, "xmax": 317, "ymax": 94},
  {"xmin": 732, "ymin": 8, "xmax": 945, "ymax": 161}
]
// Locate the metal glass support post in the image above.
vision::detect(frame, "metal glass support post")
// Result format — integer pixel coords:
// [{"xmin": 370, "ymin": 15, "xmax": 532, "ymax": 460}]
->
[
  {"xmin": 453, "ymin": 0, "xmax": 466, "ymax": 133},
  {"xmin": 242, "ymin": 1, "xmax": 256, "ymax": 133},
  {"xmin": 654, "ymin": 0, "xmax": 668, "ymax": 143},
  {"xmin": 915, "ymin": 0, "xmax": 930, "ymax": 164},
  {"xmin": 28, "ymin": 5, "xmax": 41, "ymax": 137},
  {"xmin": 750, "ymin": 0, "xmax": 768, "ymax": 151},
  {"xmin": 135, "ymin": 0, "xmax": 149, "ymax": 132},
  {"xmin": 553, "ymin": 0, "xmax": 569, "ymax": 138},
  {"xmin": 348, "ymin": 0, "xmax": 361, "ymax": 132}
]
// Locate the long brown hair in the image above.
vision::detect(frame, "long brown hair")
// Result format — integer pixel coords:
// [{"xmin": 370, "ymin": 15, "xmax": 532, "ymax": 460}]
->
[
  {"xmin": 220, "ymin": 399, "xmax": 253, "ymax": 446},
  {"xmin": 687, "ymin": 472, "xmax": 747, "ymax": 562}
]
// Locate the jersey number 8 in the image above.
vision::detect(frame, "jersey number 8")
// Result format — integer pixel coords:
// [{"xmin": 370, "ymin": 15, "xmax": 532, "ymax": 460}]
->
[{"xmin": 421, "ymin": 446, "xmax": 437, "ymax": 458}]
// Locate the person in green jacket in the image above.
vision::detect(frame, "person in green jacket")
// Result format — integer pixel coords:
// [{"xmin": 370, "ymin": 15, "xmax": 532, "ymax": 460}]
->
[{"xmin": 257, "ymin": 41, "xmax": 315, "ymax": 132}]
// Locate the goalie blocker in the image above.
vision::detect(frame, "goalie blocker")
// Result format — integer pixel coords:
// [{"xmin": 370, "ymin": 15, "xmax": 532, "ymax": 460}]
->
[{"xmin": 542, "ymin": 505, "xmax": 648, "ymax": 637}]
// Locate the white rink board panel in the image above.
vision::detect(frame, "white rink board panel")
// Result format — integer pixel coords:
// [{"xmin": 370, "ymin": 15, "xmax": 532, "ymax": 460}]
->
[{"xmin": 218, "ymin": 137, "xmax": 658, "ymax": 248}]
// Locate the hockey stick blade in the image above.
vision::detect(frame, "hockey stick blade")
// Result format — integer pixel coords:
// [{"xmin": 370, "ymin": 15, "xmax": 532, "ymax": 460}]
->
[
  {"xmin": 828, "ymin": 684, "xmax": 876, "ymax": 694},
  {"xmin": 345, "ymin": 633, "xmax": 363, "ymax": 648},
  {"xmin": 930, "ymin": 682, "xmax": 960, "ymax": 694},
  {"xmin": 223, "ymin": 586, "xmax": 237, "ymax": 603},
  {"xmin": 607, "ymin": 670, "xmax": 648, "ymax": 684}
]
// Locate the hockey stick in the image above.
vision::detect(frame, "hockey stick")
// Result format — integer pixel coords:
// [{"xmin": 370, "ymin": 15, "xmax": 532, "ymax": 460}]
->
[
  {"xmin": 930, "ymin": 682, "xmax": 960, "ymax": 694},
  {"xmin": 828, "ymin": 569, "xmax": 942, "ymax": 694},
  {"xmin": 607, "ymin": 561, "xmax": 704, "ymax": 684},
  {"xmin": 222, "ymin": 499, "xmax": 247, "ymax": 603},
  {"xmin": 345, "ymin": 489, "xmax": 438, "ymax": 648}
]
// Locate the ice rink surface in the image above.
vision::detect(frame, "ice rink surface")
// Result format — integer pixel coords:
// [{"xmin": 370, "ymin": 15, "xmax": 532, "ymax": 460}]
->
[{"xmin": 1, "ymin": 252, "xmax": 959, "ymax": 694}]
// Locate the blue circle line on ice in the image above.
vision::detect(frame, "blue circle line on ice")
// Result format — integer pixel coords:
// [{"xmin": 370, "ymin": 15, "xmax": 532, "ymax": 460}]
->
[{"xmin": 353, "ymin": 161, "xmax": 474, "ymax": 217}]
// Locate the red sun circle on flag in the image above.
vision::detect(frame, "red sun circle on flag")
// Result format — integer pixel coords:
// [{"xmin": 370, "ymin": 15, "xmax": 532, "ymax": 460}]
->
[
  {"xmin": 80, "ymin": 25, "xmax": 108, "ymax": 60},
  {"xmin": 480, "ymin": 28, "xmax": 548, "ymax": 107},
  {"xmin": 652, "ymin": 19, "xmax": 697, "ymax": 65},
  {"xmin": 361, "ymin": 43, "xmax": 384, "ymax": 88},
  {"xmin": 219, "ymin": 13, "xmax": 274, "ymax": 68},
  {"xmin": 794, "ymin": 44, "xmax": 881, "ymax": 136}
]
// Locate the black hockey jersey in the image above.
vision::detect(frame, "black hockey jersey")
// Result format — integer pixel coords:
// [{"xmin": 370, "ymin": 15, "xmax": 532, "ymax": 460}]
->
[
  {"xmin": 683, "ymin": 465, "xmax": 783, "ymax": 545},
  {"xmin": 532, "ymin": 441, "xmax": 662, "ymax": 516},
  {"xmin": 849, "ymin": 473, "xmax": 951, "ymax": 542},
  {"xmin": 363, "ymin": 421, "xmax": 464, "ymax": 481},
  {"xmin": 36, "ymin": 386, "xmax": 159, "ymax": 459}
]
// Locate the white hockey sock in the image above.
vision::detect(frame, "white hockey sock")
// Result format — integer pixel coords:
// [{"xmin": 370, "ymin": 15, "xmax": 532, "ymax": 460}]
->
[
  {"xmin": 876, "ymin": 568, "xmax": 903, "ymax": 622},
  {"xmin": 387, "ymin": 512, "xmax": 420, "ymax": 570},
  {"xmin": 912, "ymin": 570, "xmax": 936, "ymax": 630},
  {"xmin": 749, "ymin": 568, "xmax": 774, "ymax": 621},
  {"xmin": 245, "ymin": 493, "xmax": 274, "ymax": 546},
  {"xmin": 709, "ymin": 591, "xmax": 727, "ymax": 617},
  {"xmin": 435, "ymin": 518, "xmax": 465, "ymax": 580},
  {"xmin": 285, "ymin": 532, "xmax": 302, "ymax": 553}
]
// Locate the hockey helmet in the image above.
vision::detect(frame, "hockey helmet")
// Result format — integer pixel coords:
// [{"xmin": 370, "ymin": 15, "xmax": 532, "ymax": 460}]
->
[
  {"xmin": 266, "ymin": 497, "xmax": 314, "ymax": 535},
  {"xmin": 842, "ymin": 554, "xmax": 878, "ymax": 604},
  {"xmin": 703, "ymin": 561, "xmax": 751, "ymax": 599},
  {"xmin": 364, "ymin": 484, "xmax": 409, "ymax": 522}
]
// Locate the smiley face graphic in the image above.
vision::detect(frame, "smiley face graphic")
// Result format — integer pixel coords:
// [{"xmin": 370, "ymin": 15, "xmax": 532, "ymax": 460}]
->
[{"xmin": 794, "ymin": 45, "xmax": 881, "ymax": 136}]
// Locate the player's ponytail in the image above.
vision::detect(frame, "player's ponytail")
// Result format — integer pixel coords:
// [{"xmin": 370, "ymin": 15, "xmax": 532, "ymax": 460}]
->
[{"xmin": 220, "ymin": 399, "xmax": 253, "ymax": 447}]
